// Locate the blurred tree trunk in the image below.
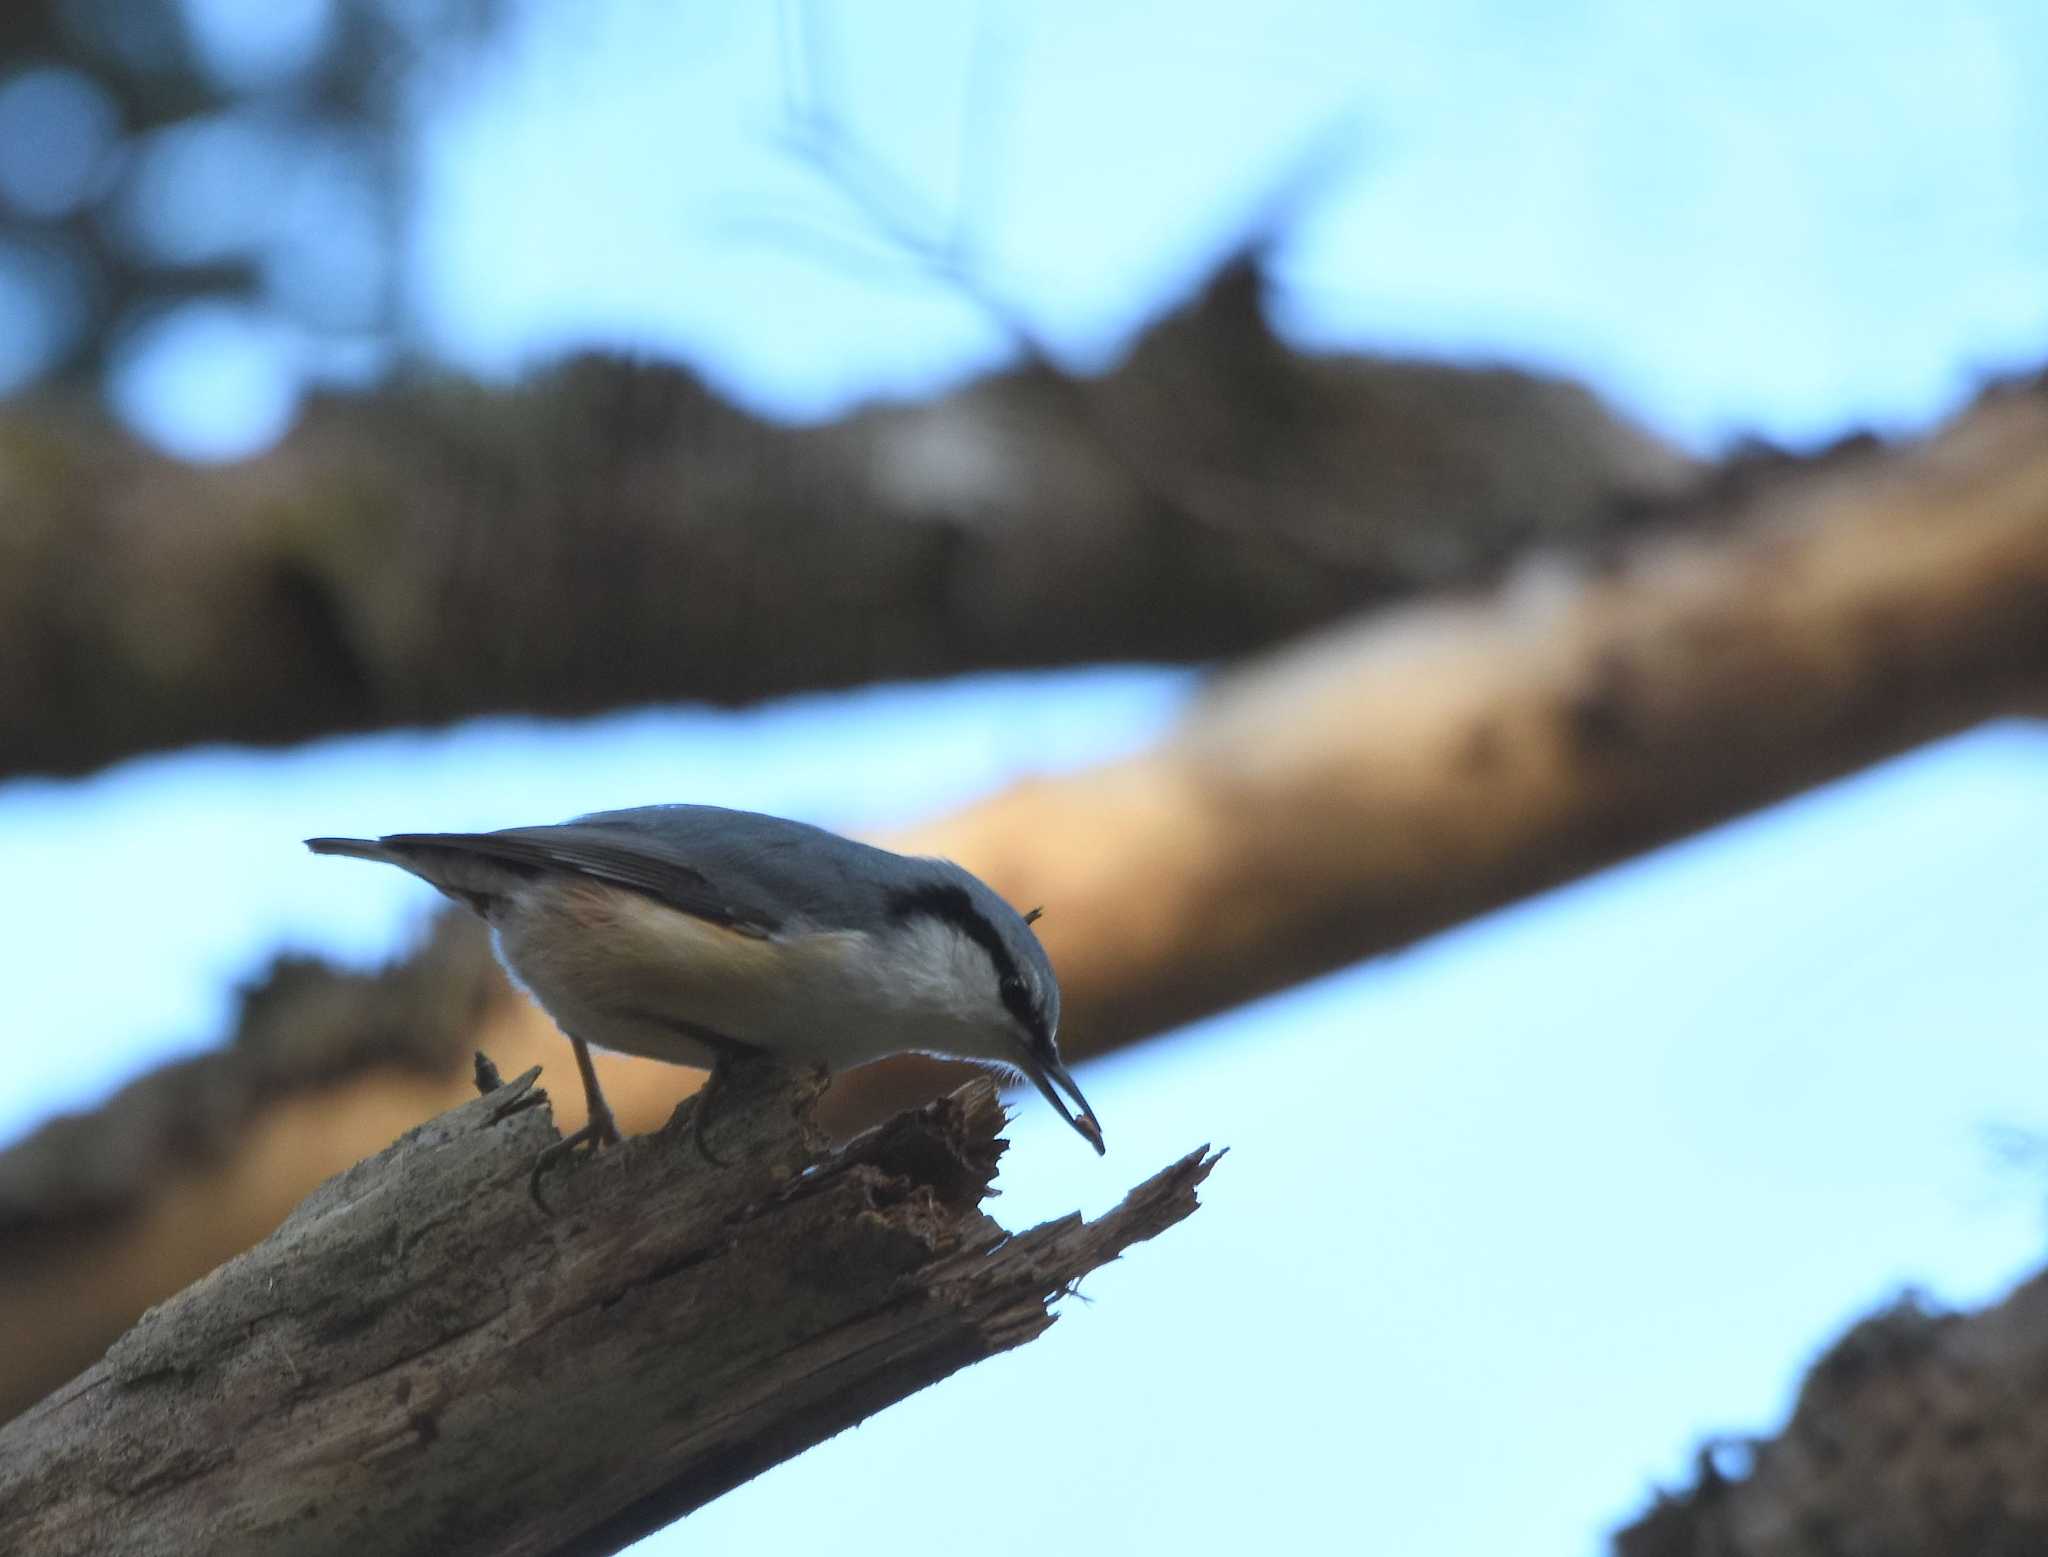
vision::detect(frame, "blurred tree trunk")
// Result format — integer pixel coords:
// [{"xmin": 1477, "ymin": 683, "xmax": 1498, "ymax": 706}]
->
[
  {"xmin": 0, "ymin": 255, "xmax": 1693, "ymax": 778},
  {"xmin": 4, "ymin": 372, "xmax": 2042, "ymax": 1424},
  {"xmin": 1614, "ymin": 1272, "xmax": 2048, "ymax": 1556}
]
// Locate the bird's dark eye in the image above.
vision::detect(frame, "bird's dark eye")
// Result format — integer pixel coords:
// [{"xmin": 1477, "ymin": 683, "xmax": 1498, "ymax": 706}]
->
[{"xmin": 997, "ymin": 973, "xmax": 1036, "ymax": 1021}]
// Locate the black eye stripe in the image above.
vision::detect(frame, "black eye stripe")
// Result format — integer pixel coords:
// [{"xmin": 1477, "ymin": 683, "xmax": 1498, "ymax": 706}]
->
[{"xmin": 890, "ymin": 883, "xmax": 1046, "ymax": 1042}]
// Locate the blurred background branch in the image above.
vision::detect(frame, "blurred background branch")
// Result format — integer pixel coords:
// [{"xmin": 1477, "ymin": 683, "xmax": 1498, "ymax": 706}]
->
[
  {"xmin": 0, "ymin": 251, "xmax": 1695, "ymax": 779},
  {"xmin": 1615, "ymin": 1279, "xmax": 2048, "ymax": 1556}
]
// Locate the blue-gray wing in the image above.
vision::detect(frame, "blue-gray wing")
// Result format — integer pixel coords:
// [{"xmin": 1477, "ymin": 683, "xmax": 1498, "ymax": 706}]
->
[{"xmin": 376, "ymin": 819, "xmax": 784, "ymax": 935}]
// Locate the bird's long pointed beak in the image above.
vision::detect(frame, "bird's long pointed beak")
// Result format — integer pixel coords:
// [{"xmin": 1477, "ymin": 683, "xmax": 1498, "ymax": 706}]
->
[{"xmin": 1019, "ymin": 1051, "xmax": 1105, "ymax": 1155}]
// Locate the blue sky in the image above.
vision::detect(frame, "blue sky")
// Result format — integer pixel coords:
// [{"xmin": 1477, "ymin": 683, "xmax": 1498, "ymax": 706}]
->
[
  {"xmin": 104, "ymin": 0, "xmax": 2048, "ymax": 459},
  {"xmin": 408, "ymin": 0, "xmax": 2048, "ymax": 448},
  {"xmin": 10, "ymin": 1, "xmax": 2048, "ymax": 1553}
]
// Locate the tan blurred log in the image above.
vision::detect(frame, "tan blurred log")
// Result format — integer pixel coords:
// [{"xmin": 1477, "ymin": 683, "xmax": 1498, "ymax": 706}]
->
[
  {"xmin": 0, "ymin": 1064, "xmax": 1215, "ymax": 1556},
  {"xmin": 3, "ymin": 375, "xmax": 2045, "ymax": 1423},
  {"xmin": 831, "ymin": 374, "xmax": 2048, "ymax": 1124}
]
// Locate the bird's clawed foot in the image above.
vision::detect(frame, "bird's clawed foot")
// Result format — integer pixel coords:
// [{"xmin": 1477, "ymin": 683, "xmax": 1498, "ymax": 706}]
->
[
  {"xmin": 528, "ymin": 1085, "xmax": 622, "ymax": 1213},
  {"xmin": 681, "ymin": 1045, "xmax": 817, "ymax": 1168},
  {"xmin": 688, "ymin": 1059, "xmax": 734, "ymax": 1168}
]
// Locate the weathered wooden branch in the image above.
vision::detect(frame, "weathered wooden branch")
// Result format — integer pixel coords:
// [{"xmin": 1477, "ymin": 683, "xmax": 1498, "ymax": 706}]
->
[
  {"xmin": 0, "ymin": 254, "xmax": 1691, "ymax": 780},
  {"xmin": 0, "ymin": 1062, "xmax": 1215, "ymax": 1556},
  {"xmin": 1613, "ymin": 1270, "xmax": 2048, "ymax": 1556}
]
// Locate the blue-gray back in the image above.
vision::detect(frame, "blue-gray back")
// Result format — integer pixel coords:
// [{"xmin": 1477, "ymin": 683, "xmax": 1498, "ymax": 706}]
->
[
  {"xmin": 565, "ymin": 804, "xmax": 924, "ymax": 926},
  {"xmin": 560, "ymin": 808, "xmax": 1057, "ymax": 1027}
]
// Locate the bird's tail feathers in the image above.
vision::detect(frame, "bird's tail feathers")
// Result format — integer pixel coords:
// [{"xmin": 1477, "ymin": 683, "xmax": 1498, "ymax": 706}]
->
[
  {"xmin": 304, "ymin": 836, "xmax": 399, "ymax": 864},
  {"xmin": 306, "ymin": 833, "xmax": 525, "ymax": 914}
]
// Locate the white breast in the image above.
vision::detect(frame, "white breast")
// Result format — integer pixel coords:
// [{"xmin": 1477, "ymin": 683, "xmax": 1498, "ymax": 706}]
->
[{"xmin": 487, "ymin": 876, "xmax": 1012, "ymax": 1073}]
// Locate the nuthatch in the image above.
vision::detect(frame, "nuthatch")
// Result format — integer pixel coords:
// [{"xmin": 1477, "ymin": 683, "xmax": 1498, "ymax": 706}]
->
[{"xmin": 307, "ymin": 805, "xmax": 1102, "ymax": 1201}]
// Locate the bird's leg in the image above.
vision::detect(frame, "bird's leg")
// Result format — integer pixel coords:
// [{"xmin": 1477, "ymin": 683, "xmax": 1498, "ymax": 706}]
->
[
  {"xmin": 658, "ymin": 1024, "xmax": 774, "ymax": 1168},
  {"xmin": 688, "ymin": 1043, "xmax": 741, "ymax": 1168},
  {"xmin": 686, "ymin": 1047, "xmax": 829, "ymax": 1166},
  {"xmin": 570, "ymin": 1035, "xmax": 622, "ymax": 1148},
  {"xmin": 529, "ymin": 1035, "xmax": 623, "ymax": 1212}
]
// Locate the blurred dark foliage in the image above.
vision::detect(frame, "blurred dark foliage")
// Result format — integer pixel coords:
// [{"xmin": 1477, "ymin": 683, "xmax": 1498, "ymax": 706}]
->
[{"xmin": 0, "ymin": 0, "xmax": 500, "ymax": 395}]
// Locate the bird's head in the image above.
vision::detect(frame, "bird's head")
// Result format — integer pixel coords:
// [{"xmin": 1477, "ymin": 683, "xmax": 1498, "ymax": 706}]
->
[{"xmin": 886, "ymin": 867, "xmax": 1104, "ymax": 1155}]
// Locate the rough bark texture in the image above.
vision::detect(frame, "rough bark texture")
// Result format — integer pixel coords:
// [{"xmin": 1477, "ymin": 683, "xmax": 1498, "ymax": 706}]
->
[
  {"xmin": 0, "ymin": 1063, "xmax": 1216, "ymax": 1557},
  {"xmin": 3, "ymin": 373, "xmax": 2044, "ymax": 1422},
  {"xmin": 1614, "ymin": 1274, "xmax": 2048, "ymax": 1557},
  {"xmin": 0, "ymin": 254, "xmax": 1694, "ymax": 780}
]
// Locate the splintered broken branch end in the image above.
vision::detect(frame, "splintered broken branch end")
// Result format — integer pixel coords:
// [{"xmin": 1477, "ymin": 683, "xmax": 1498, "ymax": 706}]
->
[{"xmin": 0, "ymin": 1065, "xmax": 1215, "ymax": 1557}]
